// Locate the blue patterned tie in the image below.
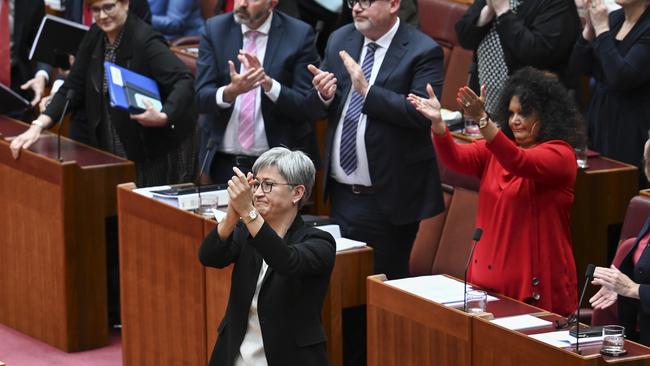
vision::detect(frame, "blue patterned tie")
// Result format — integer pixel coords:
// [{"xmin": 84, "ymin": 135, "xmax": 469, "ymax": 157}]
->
[{"xmin": 340, "ymin": 42, "xmax": 378, "ymax": 175}]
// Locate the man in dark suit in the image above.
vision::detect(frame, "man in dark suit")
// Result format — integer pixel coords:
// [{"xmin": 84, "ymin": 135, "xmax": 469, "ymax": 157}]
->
[
  {"xmin": 5, "ymin": 0, "xmax": 49, "ymax": 110},
  {"xmin": 307, "ymin": 0, "xmax": 444, "ymax": 280},
  {"xmin": 195, "ymin": 0, "xmax": 320, "ymax": 183}
]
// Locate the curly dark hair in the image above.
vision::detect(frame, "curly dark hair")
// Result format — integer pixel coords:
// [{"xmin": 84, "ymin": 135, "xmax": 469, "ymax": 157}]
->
[{"xmin": 494, "ymin": 67, "xmax": 585, "ymax": 148}]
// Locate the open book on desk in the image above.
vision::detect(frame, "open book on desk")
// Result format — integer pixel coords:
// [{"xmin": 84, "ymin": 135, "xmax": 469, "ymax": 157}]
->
[{"xmin": 314, "ymin": 224, "xmax": 367, "ymax": 252}]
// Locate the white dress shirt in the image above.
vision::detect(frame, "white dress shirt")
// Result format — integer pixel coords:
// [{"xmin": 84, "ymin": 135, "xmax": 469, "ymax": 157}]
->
[
  {"xmin": 234, "ymin": 260, "xmax": 269, "ymax": 366},
  {"xmin": 216, "ymin": 12, "xmax": 281, "ymax": 156},
  {"xmin": 331, "ymin": 18, "xmax": 400, "ymax": 186}
]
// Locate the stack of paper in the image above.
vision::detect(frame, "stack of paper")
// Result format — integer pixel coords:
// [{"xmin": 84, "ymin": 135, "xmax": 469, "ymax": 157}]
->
[
  {"xmin": 385, "ymin": 275, "xmax": 498, "ymax": 305},
  {"xmin": 314, "ymin": 225, "xmax": 367, "ymax": 252},
  {"xmin": 490, "ymin": 315, "xmax": 552, "ymax": 331},
  {"xmin": 529, "ymin": 330, "xmax": 604, "ymax": 348}
]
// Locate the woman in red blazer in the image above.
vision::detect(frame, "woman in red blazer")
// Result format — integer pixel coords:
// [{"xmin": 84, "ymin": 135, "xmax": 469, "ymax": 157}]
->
[{"xmin": 408, "ymin": 67, "xmax": 583, "ymax": 315}]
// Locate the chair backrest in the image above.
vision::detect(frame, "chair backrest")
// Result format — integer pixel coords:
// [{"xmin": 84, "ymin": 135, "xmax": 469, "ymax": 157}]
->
[
  {"xmin": 409, "ymin": 185, "xmax": 454, "ymax": 276},
  {"xmin": 200, "ymin": 0, "xmax": 220, "ymax": 19},
  {"xmin": 620, "ymin": 195, "xmax": 650, "ymax": 242},
  {"xmin": 171, "ymin": 48, "xmax": 198, "ymax": 75},
  {"xmin": 417, "ymin": 0, "xmax": 472, "ymax": 111},
  {"xmin": 591, "ymin": 195, "xmax": 650, "ymax": 325},
  {"xmin": 431, "ymin": 187, "xmax": 479, "ymax": 279}
]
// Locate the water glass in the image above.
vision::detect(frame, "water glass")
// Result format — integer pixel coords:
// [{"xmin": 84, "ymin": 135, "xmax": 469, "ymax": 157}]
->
[
  {"xmin": 463, "ymin": 118, "xmax": 481, "ymax": 137},
  {"xmin": 199, "ymin": 195, "xmax": 219, "ymax": 217},
  {"xmin": 601, "ymin": 325, "xmax": 626, "ymax": 356},
  {"xmin": 575, "ymin": 146, "xmax": 589, "ymax": 169},
  {"xmin": 465, "ymin": 289, "xmax": 487, "ymax": 313}
]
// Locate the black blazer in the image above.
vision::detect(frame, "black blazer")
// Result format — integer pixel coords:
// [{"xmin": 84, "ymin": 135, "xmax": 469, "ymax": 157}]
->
[
  {"xmin": 11, "ymin": 0, "xmax": 48, "ymax": 97},
  {"xmin": 455, "ymin": 0, "xmax": 580, "ymax": 91},
  {"xmin": 619, "ymin": 215, "xmax": 650, "ymax": 346},
  {"xmin": 194, "ymin": 10, "xmax": 321, "ymax": 168},
  {"xmin": 44, "ymin": 14, "xmax": 196, "ymax": 162},
  {"xmin": 199, "ymin": 216, "xmax": 336, "ymax": 366},
  {"xmin": 304, "ymin": 22, "xmax": 445, "ymax": 225}
]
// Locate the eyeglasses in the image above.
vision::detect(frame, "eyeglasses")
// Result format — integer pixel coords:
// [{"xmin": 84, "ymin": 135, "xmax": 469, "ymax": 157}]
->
[
  {"xmin": 346, "ymin": 0, "xmax": 379, "ymax": 9},
  {"xmin": 251, "ymin": 180, "xmax": 297, "ymax": 193},
  {"xmin": 89, "ymin": 2, "xmax": 119, "ymax": 16},
  {"xmin": 554, "ymin": 313, "xmax": 577, "ymax": 329}
]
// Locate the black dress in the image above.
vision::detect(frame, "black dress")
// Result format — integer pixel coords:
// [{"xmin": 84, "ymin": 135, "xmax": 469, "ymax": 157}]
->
[{"xmin": 570, "ymin": 7, "xmax": 650, "ymax": 183}]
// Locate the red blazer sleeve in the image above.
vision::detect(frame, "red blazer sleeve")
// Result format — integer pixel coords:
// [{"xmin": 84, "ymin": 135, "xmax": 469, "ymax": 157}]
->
[
  {"xmin": 486, "ymin": 131, "xmax": 576, "ymax": 185},
  {"xmin": 432, "ymin": 128, "xmax": 490, "ymax": 178}
]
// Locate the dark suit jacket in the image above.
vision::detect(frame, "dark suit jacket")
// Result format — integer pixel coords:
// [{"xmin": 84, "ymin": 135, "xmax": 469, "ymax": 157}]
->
[
  {"xmin": 11, "ymin": 0, "xmax": 48, "ymax": 98},
  {"xmin": 64, "ymin": 0, "xmax": 152, "ymax": 24},
  {"xmin": 455, "ymin": 0, "xmax": 580, "ymax": 91},
  {"xmin": 304, "ymin": 22, "xmax": 445, "ymax": 225},
  {"xmin": 195, "ymin": 11, "xmax": 320, "ymax": 168},
  {"xmin": 619, "ymin": 215, "xmax": 650, "ymax": 346},
  {"xmin": 44, "ymin": 14, "xmax": 196, "ymax": 162},
  {"xmin": 199, "ymin": 216, "xmax": 336, "ymax": 366}
]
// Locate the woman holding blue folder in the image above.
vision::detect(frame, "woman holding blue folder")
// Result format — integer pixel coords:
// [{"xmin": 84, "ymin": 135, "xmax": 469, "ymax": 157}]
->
[{"xmin": 9, "ymin": 0, "xmax": 196, "ymax": 187}]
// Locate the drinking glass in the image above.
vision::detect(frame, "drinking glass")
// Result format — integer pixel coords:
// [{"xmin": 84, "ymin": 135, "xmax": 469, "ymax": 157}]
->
[
  {"xmin": 601, "ymin": 325, "xmax": 626, "ymax": 356},
  {"xmin": 465, "ymin": 289, "xmax": 487, "ymax": 313}
]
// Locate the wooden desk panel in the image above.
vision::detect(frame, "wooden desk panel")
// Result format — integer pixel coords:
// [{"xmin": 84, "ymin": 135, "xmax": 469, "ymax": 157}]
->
[
  {"xmin": 368, "ymin": 275, "xmax": 650, "ymax": 366},
  {"xmin": 0, "ymin": 117, "xmax": 134, "ymax": 352},
  {"xmin": 118, "ymin": 184, "xmax": 207, "ymax": 366},
  {"xmin": 572, "ymin": 157, "xmax": 639, "ymax": 299}
]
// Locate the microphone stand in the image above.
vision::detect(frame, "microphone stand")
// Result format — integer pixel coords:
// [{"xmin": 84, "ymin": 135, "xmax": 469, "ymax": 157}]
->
[
  {"xmin": 197, "ymin": 138, "xmax": 215, "ymax": 214},
  {"xmin": 57, "ymin": 90, "xmax": 76, "ymax": 162},
  {"xmin": 575, "ymin": 264, "xmax": 595, "ymax": 354},
  {"xmin": 464, "ymin": 228, "xmax": 483, "ymax": 312}
]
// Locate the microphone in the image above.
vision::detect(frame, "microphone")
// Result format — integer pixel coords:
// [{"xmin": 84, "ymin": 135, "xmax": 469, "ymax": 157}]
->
[
  {"xmin": 574, "ymin": 263, "xmax": 595, "ymax": 354},
  {"xmin": 197, "ymin": 138, "xmax": 215, "ymax": 214},
  {"xmin": 463, "ymin": 228, "xmax": 483, "ymax": 312},
  {"xmin": 57, "ymin": 89, "xmax": 75, "ymax": 162}
]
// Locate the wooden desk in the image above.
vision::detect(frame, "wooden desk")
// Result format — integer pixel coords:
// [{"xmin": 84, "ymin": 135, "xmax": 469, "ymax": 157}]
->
[
  {"xmin": 118, "ymin": 184, "xmax": 373, "ymax": 366},
  {"xmin": 368, "ymin": 275, "xmax": 650, "ymax": 366},
  {"xmin": 0, "ymin": 117, "xmax": 134, "ymax": 352},
  {"xmin": 571, "ymin": 156, "xmax": 639, "ymax": 299}
]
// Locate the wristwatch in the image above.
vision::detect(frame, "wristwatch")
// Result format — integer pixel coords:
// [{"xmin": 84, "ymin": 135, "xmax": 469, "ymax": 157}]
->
[
  {"xmin": 31, "ymin": 120, "xmax": 47, "ymax": 129},
  {"xmin": 478, "ymin": 115, "xmax": 490, "ymax": 129},
  {"xmin": 242, "ymin": 209, "xmax": 258, "ymax": 224}
]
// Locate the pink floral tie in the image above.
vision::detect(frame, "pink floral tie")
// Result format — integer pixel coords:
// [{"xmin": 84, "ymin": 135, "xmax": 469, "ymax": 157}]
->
[{"xmin": 238, "ymin": 30, "xmax": 259, "ymax": 150}]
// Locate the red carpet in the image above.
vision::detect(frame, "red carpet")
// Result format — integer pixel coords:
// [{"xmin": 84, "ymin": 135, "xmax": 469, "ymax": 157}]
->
[{"xmin": 0, "ymin": 324, "xmax": 121, "ymax": 366}]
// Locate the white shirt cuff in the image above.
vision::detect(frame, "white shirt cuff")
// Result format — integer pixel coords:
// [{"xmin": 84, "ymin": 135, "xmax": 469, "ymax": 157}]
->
[
  {"xmin": 265, "ymin": 79, "xmax": 281, "ymax": 103},
  {"xmin": 35, "ymin": 70, "xmax": 50, "ymax": 83},
  {"xmin": 216, "ymin": 86, "xmax": 232, "ymax": 108}
]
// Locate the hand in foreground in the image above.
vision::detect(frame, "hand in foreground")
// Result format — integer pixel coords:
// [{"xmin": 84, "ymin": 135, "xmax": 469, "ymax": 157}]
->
[
  {"xmin": 490, "ymin": 0, "xmax": 511, "ymax": 16},
  {"xmin": 223, "ymin": 60, "xmax": 266, "ymax": 103},
  {"xmin": 339, "ymin": 50, "xmax": 369, "ymax": 96},
  {"xmin": 407, "ymin": 83, "xmax": 445, "ymax": 134},
  {"xmin": 592, "ymin": 265, "xmax": 640, "ymax": 299},
  {"xmin": 130, "ymin": 100, "xmax": 168, "ymax": 127},
  {"xmin": 589, "ymin": 285, "xmax": 617, "ymax": 309},
  {"xmin": 20, "ymin": 74, "xmax": 47, "ymax": 106},
  {"xmin": 227, "ymin": 167, "xmax": 255, "ymax": 218},
  {"xmin": 308, "ymin": 64, "xmax": 337, "ymax": 101},
  {"xmin": 7, "ymin": 123, "xmax": 46, "ymax": 159},
  {"xmin": 456, "ymin": 85, "xmax": 487, "ymax": 122},
  {"xmin": 238, "ymin": 51, "xmax": 272, "ymax": 92},
  {"xmin": 587, "ymin": 0, "xmax": 609, "ymax": 36}
]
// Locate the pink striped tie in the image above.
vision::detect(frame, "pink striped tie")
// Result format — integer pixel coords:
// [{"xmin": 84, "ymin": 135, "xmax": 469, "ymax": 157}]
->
[{"xmin": 238, "ymin": 30, "xmax": 259, "ymax": 150}]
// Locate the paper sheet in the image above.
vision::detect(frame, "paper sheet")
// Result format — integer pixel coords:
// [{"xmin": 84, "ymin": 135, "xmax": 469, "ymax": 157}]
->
[{"xmin": 490, "ymin": 315, "xmax": 552, "ymax": 331}]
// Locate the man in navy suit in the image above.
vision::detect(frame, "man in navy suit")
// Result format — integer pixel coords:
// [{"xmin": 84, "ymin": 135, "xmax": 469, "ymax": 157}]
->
[
  {"xmin": 307, "ymin": 0, "xmax": 444, "ymax": 280},
  {"xmin": 195, "ymin": 0, "xmax": 320, "ymax": 183}
]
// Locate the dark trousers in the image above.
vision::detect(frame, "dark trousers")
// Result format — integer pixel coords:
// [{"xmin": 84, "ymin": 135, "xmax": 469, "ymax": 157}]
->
[
  {"xmin": 208, "ymin": 152, "xmax": 257, "ymax": 185},
  {"xmin": 330, "ymin": 181, "xmax": 420, "ymax": 366}
]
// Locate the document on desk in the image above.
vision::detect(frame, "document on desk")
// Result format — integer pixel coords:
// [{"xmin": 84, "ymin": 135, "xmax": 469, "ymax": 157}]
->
[
  {"xmin": 314, "ymin": 225, "xmax": 367, "ymax": 252},
  {"xmin": 385, "ymin": 275, "xmax": 498, "ymax": 305},
  {"xmin": 490, "ymin": 314, "xmax": 552, "ymax": 331},
  {"xmin": 529, "ymin": 330, "xmax": 604, "ymax": 348}
]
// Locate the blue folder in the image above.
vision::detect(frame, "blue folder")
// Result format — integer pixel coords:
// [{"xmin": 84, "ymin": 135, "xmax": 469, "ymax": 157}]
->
[{"xmin": 104, "ymin": 61, "xmax": 162, "ymax": 114}]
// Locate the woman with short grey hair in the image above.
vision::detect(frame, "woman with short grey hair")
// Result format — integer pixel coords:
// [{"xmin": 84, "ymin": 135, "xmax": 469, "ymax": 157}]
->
[{"xmin": 199, "ymin": 147, "xmax": 335, "ymax": 366}]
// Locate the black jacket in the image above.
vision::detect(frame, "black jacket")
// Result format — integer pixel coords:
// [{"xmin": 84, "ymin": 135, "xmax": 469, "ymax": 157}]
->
[
  {"xmin": 44, "ymin": 14, "xmax": 196, "ymax": 162},
  {"xmin": 199, "ymin": 216, "xmax": 335, "ymax": 366}
]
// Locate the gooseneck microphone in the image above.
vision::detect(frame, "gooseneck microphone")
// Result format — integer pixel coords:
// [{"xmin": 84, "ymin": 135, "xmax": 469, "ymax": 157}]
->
[
  {"xmin": 574, "ymin": 263, "xmax": 595, "ymax": 354},
  {"xmin": 196, "ymin": 138, "xmax": 215, "ymax": 214},
  {"xmin": 463, "ymin": 228, "xmax": 484, "ymax": 312},
  {"xmin": 57, "ymin": 89, "xmax": 76, "ymax": 162}
]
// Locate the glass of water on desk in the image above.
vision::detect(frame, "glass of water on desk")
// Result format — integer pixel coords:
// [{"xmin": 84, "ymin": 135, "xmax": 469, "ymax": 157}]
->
[
  {"xmin": 601, "ymin": 325, "xmax": 627, "ymax": 356},
  {"xmin": 199, "ymin": 195, "xmax": 219, "ymax": 217},
  {"xmin": 465, "ymin": 289, "xmax": 487, "ymax": 313}
]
